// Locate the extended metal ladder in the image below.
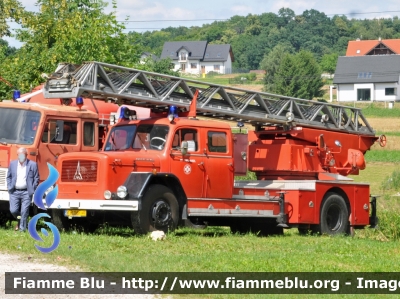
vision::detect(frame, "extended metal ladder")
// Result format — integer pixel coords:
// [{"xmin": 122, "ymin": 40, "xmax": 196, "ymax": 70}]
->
[{"xmin": 43, "ymin": 61, "xmax": 375, "ymax": 135}]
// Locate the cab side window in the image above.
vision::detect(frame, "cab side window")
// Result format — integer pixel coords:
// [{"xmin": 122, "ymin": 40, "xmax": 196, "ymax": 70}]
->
[
  {"xmin": 172, "ymin": 129, "xmax": 198, "ymax": 152},
  {"xmin": 207, "ymin": 131, "xmax": 227, "ymax": 153},
  {"xmin": 41, "ymin": 120, "xmax": 77, "ymax": 144},
  {"xmin": 83, "ymin": 122, "xmax": 95, "ymax": 147}
]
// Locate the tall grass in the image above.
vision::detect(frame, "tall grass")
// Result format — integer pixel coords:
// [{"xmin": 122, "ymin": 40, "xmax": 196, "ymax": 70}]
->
[
  {"xmin": 361, "ymin": 104, "xmax": 400, "ymax": 117},
  {"xmin": 365, "ymin": 150, "xmax": 400, "ymax": 162}
]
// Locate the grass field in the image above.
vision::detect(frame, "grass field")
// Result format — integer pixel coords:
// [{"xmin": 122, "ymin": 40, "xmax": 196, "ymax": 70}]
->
[{"xmin": 1, "ymin": 83, "xmax": 400, "ymax": 298}]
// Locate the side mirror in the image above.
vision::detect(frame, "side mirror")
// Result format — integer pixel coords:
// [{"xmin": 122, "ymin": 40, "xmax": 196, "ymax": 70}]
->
[
  {"xmin": 55, "ymin": 120, "xmax": 64, "ymax": 142},
  {"xmin": 181, "ymin": 141, "xmax": 188, "ymax": 155}
]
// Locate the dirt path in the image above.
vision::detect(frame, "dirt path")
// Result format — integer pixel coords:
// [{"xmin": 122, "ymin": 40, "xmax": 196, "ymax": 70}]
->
[{"xmin": 0, "ymin": 252, "xmax": 158, "ymax": 299}]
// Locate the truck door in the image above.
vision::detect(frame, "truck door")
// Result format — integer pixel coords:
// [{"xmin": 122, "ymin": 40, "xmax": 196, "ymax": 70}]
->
[
  {"xmin": 204, "ymin": 130, "xmax": 233, "ymax": 199},
  {"xmin": 169, "ymin": 128, "xmax": 206, "ymax": 198},
  {"xmin": 38, "ymin": 119, "xmax": 79, "ymax": 179}
]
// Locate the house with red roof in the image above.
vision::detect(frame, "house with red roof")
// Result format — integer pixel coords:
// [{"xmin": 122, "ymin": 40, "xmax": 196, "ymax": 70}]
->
[
  {"xmin": 346, "ymin": 38, "xmax": 400, "ymax": 56},
  {"xmin": 331, "ymin": 39, "xmax": 400, "ymax": 102}
]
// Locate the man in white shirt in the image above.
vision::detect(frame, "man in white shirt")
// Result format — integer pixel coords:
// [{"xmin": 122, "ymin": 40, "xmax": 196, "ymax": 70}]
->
[{"xmin": 6, "ymin": 147, "xmax": 40, "ymax": 232}]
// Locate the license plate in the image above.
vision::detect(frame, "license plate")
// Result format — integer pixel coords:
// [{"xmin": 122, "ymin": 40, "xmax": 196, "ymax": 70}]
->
[{"xmin": 64, "ymin": 210, "xmax": 87, "ymax": 217}]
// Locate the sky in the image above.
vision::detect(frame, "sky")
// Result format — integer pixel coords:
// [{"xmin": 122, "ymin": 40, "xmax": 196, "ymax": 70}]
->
[{"xmin": 4, "ymin": 0, "xmax": 400, "ymax": 48}]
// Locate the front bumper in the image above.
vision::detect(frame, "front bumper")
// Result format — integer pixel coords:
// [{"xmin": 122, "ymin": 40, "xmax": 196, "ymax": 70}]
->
[{"xmin": 47, "ymin": 199, "xmax": 139, "ymax": 211}]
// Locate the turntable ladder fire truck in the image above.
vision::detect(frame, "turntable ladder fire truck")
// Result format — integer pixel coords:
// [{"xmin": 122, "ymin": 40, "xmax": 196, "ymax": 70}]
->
[{"xmin": 42, "ymin": 61, "xmax": 383, "ymax": 235}]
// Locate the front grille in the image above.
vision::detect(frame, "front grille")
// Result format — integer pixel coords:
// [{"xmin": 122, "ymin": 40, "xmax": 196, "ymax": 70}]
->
[
  {"xmin": 61, "ymin": 160, "xmax": 98, "ymax": 182},
  {"xmin": 0, "ymin": 168, "xmax": 7, "ymax": 188}
]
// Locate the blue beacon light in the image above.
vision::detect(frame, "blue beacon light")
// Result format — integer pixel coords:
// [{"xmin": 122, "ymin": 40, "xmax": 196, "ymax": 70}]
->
[
  {"xmin": 76, "ymin": 97, "xmax": 84, "ymax": 110},
  {"xmin": 168, "ymin": 106, "xmax": 178, "ymax": 122},
  {"xmin": 119, "ymin": 106, "xmax": 128, "ymax": 120},
  {"xmin": 13, "ymin": 90, "xmax": 21, "ymax": 102}
]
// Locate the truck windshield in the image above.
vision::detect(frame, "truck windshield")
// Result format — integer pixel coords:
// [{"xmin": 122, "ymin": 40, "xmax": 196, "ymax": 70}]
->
[
  {"xmin": 133, "ymin": 124, "xmax": 169, "ymax": 151},
  {"xmin": 0, "ymin": 108, "xmax": 41, "ymax": 145},
  {"xmin": 104, "ymin": 125, "xmax": 137, "ymax": 151}
]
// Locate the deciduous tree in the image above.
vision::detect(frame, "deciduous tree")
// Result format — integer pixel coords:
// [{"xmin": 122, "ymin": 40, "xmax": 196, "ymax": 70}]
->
[{"xmin": 0, "ymin": 0, "xmax": 139, "ymax": 98}]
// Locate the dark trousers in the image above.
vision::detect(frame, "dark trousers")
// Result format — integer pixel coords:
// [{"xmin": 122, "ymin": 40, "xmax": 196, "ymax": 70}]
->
[{"xmin": 9, "ymin": 190, "xmax": 31, "ymax": 231}]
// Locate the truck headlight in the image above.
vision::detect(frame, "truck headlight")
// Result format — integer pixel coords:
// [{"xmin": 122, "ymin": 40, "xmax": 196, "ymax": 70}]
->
[
  {"xmin": 117, "ymin": 186, "xmax": 128, "ymax": 199},
  {"xmin": 104, "ymin": 190, "xmax": 112, "ymax": 200}
]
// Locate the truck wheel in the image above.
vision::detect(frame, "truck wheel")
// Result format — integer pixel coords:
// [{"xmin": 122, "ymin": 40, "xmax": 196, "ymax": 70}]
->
[
  {"xmin": 318, "ymin": 193, "xmax": 349, "ymax": 235},
  {"xmin": 131, "ymin": 184, "xmax": 179, "ymax": 235}
]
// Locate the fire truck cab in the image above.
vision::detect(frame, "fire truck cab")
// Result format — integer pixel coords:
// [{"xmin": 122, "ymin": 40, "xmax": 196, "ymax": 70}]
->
[{"xmin": 0, "ymin": 88, "xmax": 119, "ymax": 223}]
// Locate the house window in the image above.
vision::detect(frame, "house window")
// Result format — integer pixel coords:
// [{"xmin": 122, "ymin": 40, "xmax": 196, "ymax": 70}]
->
[
  {"xmin": 357, "ymin": 89, "xmax": 371, "ymax": 101},
  {"xmin": 180, "ymin": 52, "xmax": 187, "ymax": 60},
  {"xmin": 385, "ymin": 88, "xmax": 396, "ymax": 96},
  {"xmin": 205, "ymin": 53, "xmax": 209, "ymax": 58},
  {"xmin": 214, "ymin": 65, "xmax": 220, "ymax": 71},
  {"xmin": 191, "ymin": 63, "xmax": 197, "ymax": 69},
  {"xmin": 357, "ymin": 72, "xmax": 372, "ymax": 79},
  {"xmin": 217, "ymin": 52, "xmax": 221, "ymax": 58}
]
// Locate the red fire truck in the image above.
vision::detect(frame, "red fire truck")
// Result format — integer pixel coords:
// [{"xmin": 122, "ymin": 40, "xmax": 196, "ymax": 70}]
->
[
  {"xmin": 42, "ymin": 62, "xmax": 385, "ymax": 235},
  {"xmin": 0, "ymin": 64, "xmax": 122, "ymax": 224}
]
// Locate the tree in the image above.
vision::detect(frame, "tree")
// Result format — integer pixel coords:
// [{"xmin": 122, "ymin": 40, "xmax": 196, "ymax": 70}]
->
[
  {"xmin": 320, "ymin": 53, "xmax": 339, "ymax": 74},
  {"xmin": 0, "ymin": 0, "xmax": 139, "ymax": 98},
  {"xmin": 260, "ymin": 44, "xmax": 294, "ymax": 92},
  {"xmin": 137, "ymin": 57, "xmax": 179, "ymax": 77},
  {"xmin": 0, "ymin": 0, "xmax": 28, "ymax": 38},
  {"xmin": 273, "ymin": 51, "xmax": 324, "ymax": 99}
]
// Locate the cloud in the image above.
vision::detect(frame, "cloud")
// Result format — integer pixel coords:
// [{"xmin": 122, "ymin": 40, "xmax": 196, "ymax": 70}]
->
[
  {"xmin": 230, "ymin": 5, "xmax": 254, "ymax": 15},
  {"xmin": 114, "ymin": 0, "xmax": 196, "ymax": 20},
  {"xmin": 271, "ymin": 0, "xmax": 316, "ymax": 14}
]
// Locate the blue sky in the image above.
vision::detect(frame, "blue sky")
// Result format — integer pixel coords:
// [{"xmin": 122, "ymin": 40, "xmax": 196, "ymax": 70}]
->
[{"xmin": 4, "ymin": 0, "xmax": 400, "ymax": 48}]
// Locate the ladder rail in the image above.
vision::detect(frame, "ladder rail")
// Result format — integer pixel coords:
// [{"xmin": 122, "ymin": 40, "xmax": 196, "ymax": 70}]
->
[{"xmin": 43, "ymin": 61, "xmax": 375, "ymax": 135}]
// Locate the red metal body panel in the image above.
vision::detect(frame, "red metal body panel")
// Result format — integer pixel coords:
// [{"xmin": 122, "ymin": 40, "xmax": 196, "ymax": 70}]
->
[{"xmin": 248, "ymin": 127, "xmax": 377, "ymax": 179}]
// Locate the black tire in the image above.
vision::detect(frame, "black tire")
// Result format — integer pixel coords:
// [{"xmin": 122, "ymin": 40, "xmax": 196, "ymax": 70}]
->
[
  {"xmin": 318, "ymin": 193, "xmax": 349, "ymax": 235},
  {"xmin": 131, "ymin": 184, "xmax": 179, "ymax": 235},
  {"xmin": 183, "ymin": 218, "xmax": 207, "ymax": 230}
]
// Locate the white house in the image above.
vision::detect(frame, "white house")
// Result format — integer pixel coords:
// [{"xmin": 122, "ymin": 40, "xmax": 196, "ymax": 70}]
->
[
  {"xmin": 139, "ymin": 52, "xmax": 159, "ymax": 64},
  {"xmin": 160, "ymin": 41, "xmax": 234, "ymax": 75},
  {"xmin": 332, "ymin": 55, "xmax": 400, "ymax": 102}
]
